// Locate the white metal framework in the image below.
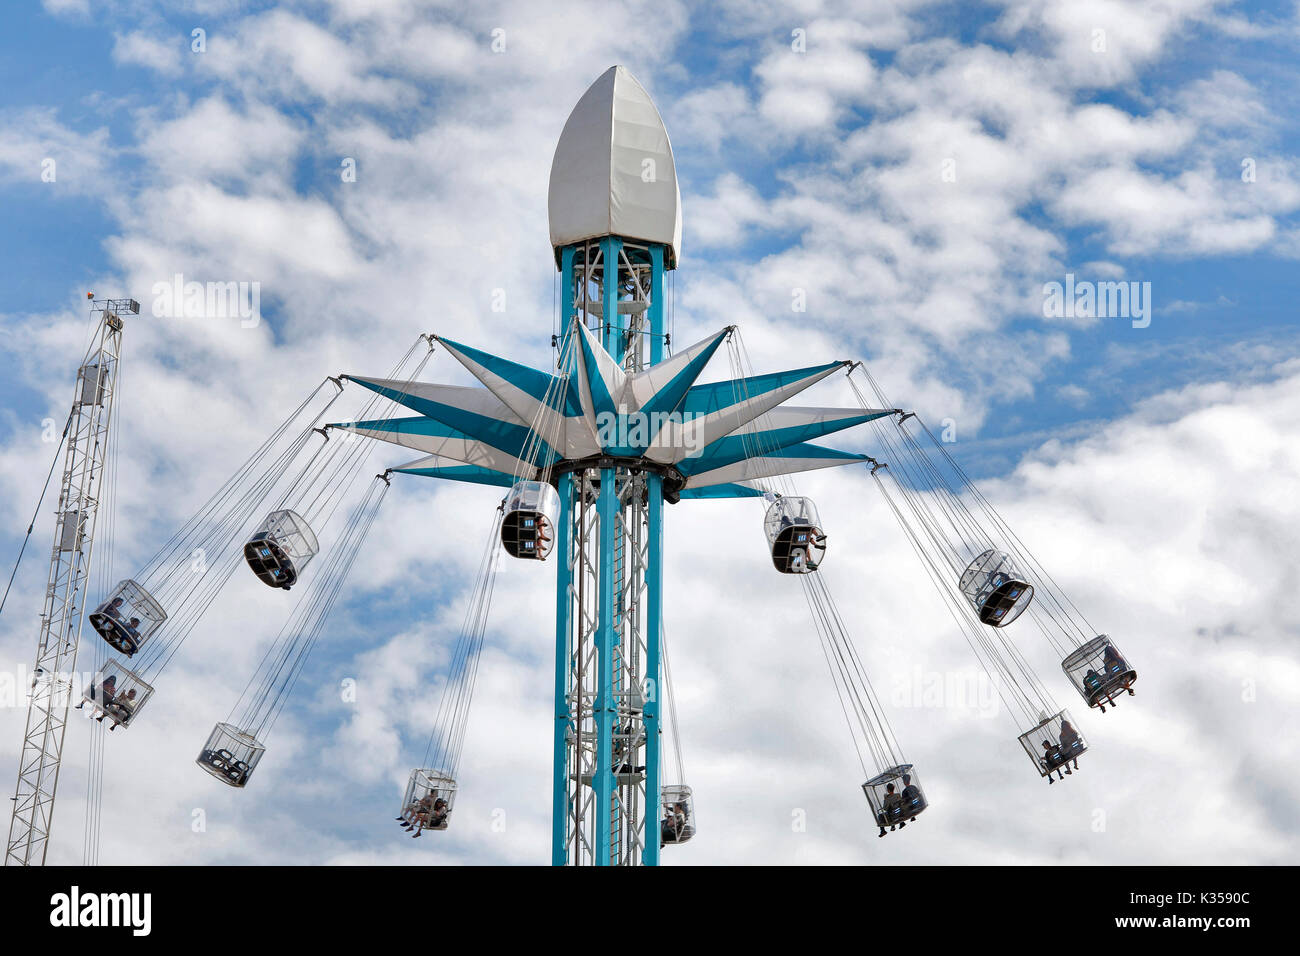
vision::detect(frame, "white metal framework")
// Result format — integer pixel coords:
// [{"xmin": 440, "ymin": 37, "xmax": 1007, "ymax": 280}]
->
[{"xmin": 6, "ymin": 297, "xmax": 136, "ymax": 866}]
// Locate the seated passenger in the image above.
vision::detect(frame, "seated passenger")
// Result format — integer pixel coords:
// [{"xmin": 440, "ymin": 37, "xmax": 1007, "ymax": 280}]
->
[
  {"xmin": 120, "ymin": 617, "xmax": 143, "ymax": 652},
  {"xmin": 660, "ymin": 802, "xmax": 689, "ymax": 844},
  {"xmin": 106, "ymin": 688, "xmax": 139, "ymax": 729},
  {"xmin": 409, "ymin": 796, "xmax": 436, "ymax": 837},
  {"xmin": 399, "ymin": 793, "xmax": 434, "ymax": 833},
  {"xmin": 1058, "ymin": 720, "xmax": 1082, "ymax": 771},
  {"xmin": 1101, "ymin": 645, "xmax": 1136, "ymax": 697},
  {"xmin": 78, "ymin": 674, "xmax": 118, "ymax": 713},
  {"xmin": 900, "ymin": 773, "xmax": 923, "ymax": 820},
  {"xmin": 100, "ymin": 596, "xmax": 125, "ymax": 622},
  {"xmin": 1040, "ymin": 740, "xmax": 1065, "ymax": 782},
  {"xmin": 1102, "ymin": 645, "xmax": 1134, "ymax": 693},
  {"xmin": 661, "ymin": 806, "xmax": 679, "ymax": 846},
  {"xmin": 879, "ymin": 782, "xmax": 904, "ymax": 835},
  {"xmin": 1082, "ymin": 667, "xmax": 1105, "ymax": 703},
  {"xmin": 428, "ymin": 797, "xmax": 449, "ymax": 830},
  {"xmin": 805, "ymin": 536, "xmax": 822, "ymax": 572}
]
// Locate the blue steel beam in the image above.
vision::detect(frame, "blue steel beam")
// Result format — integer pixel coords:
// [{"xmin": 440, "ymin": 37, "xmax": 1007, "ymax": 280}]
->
[
  {"xmin": 594, "ymin": 466, "xmax": 618, "ymax": 864},
  {"xmin": 644, "ymin": 242, "xmax": 666, "ymax": 866},
  {"xmin": 601, "ymin": 236, "xmax": 622, "ymax": 361},
  {"xmin": 552, "ymin": 470, "xmax": 574, "ymax": 866},
  {"xmin": 644, "ymin": 472, "xmax": 664, "ymax": 866},
  {"xmin": 554, "ymin": 244, "xmax": 577, "ymax": 866}
]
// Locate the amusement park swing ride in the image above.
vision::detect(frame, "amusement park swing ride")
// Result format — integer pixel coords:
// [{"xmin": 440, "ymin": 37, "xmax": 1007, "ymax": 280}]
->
[{"xmin": 4, "ymin": 66, "xmax": 1138, "ymax": 867}]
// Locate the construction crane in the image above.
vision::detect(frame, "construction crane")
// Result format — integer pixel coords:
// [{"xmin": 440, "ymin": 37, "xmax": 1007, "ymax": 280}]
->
[{"xmin": 5, "ymin": 296, "xmax": 138, "ymax": 866}]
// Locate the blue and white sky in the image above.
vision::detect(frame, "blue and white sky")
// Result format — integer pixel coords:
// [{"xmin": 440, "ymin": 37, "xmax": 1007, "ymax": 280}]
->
[{"xmin": 1, "ymin": 0, "xmax": 1298, "ymax": 865}]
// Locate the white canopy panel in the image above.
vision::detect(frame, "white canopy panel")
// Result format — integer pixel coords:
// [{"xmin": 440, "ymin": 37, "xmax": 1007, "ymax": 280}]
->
[
  {"xmin": 336, "ymin": 419, "xmax": 532, "ymax": 476},
  {"xmin": 548, "ymin": 65, "xmax": 682, "ymax": 268},
  {"xmin": 681, "ymin": 450, "xmax": 866, "ymax": 490}
]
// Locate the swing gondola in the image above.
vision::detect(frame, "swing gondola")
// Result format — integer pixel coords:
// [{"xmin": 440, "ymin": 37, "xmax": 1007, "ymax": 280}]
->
[
  {"xmin": 196, "ymin": 722, "xmax": 266, "ymax": 788},
  {"xmin": 763, "ymin": 496, "xmax": 827, "ymax": 574},
  {"xmin": 958, "ymin": 548, "xmax": 1034, "ymax": 627},
  {"xmin": 88, "ymin": 579, "xmax": 166, "ymax": 657},
  {"xmin": 78, "ymin": 660, "xmax": 154, "ymax": 730},
  {"xmin": 659, "ymin": 785, "xmax": 696, "ymax": 846},
  {"xmin": 397, "ymin": 769, "xmax": 457, "ymax": 836},
  {"xmin": 500, "ymin": 481, "xmax": 560, "ymax": 560},
  {"xmin": 1017, "ymin": 711, "xmax": 1087, "ymax": 783},
  {"xmin": 1061, "ymin": 635, "xmax": 1137, "ymax": 712},
  {"xmin": 244, "ymin": 509, "xmax": 319, "ymax": 590},
  {"xmin": 862, "ymin": 764, "xmax": 928, "ymax": 836}
]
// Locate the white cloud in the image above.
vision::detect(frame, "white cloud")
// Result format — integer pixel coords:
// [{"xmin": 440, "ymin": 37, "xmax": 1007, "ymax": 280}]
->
[
  {"xmin": 686, "ymin": 172, "xmax": 775, "ymax": 248},
  {"xmin": 199, "ymin": 9, "xmax": 418, "ymax": 107},
  {"xmin": 1055, "ymin": 383, "xmax": 1089, "ymax": 406},
  {"xmin": 993, "ymin": 0, "xmax": 1229, "ymax": 87},
  {"xmin": 42, "ymin": 0, "xmax": 90, "ymax": 15},
  {"xmin": 755, "ymin": 19, "xmax": 878, "ymax": 133},
  {"xmin": 112, "ymin": 30, "xmax": 183, "ymax": 76},
  {"xmin": 1177, "ymin": 69, "xmax": 1271, "ymax": 132},
  {"xmin": 136, "ymin": 96, "xmax": 306, "ymax": 187},
  {"xmin": 0, "ymin": 108, "xmax": 112, "ymax": 193},
  {"xmin": 670, "ymin": 82, "xmax": 753, "ymax": 155},
  {"xmin": 668, "ymin": 26, "xmax": 1299, "ymax": 422},
  {"xmin": 1053, "ymin": 164, "xmax": 1293, "ymax": 256}
]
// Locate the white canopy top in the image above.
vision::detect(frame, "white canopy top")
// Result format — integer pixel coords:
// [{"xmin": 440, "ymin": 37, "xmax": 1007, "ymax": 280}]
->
[{"xmin": 548, "ymin": 65, "xmax": 682, "ymax": 268}]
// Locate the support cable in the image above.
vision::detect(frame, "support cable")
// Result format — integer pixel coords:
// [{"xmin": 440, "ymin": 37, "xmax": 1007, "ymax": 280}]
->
[
  {"xmin": 720, "ymin": 329, "xmax": 914, "ymax": 784},
  {"xmin": 844, "ymin": 362, "xmax": 1069, "ymax": 727},
  {"xmin": 221, "ymin": 474, "xmax": 390, "ymax": 740},
  {"xmin": 419, "ymin": 510, "xmax": 504, "ymax": 778},
  {"xmin": 0, "ymin": 410, "xmax": 73, "ymax": 619}
]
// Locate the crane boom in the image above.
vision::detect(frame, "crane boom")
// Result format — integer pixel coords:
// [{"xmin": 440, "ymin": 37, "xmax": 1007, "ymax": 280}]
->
[{"xmin": 5, "ymin": 297, "xmax": 136, "ymax": 866}]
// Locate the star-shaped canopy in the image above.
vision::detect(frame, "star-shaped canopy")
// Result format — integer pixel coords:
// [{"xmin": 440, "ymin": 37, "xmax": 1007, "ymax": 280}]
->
[{"xmin": 334, "ymin": 322, "xmax": 890, "ymax": 500}]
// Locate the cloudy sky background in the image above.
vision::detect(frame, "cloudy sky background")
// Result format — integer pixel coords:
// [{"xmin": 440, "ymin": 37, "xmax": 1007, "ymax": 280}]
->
[{"xmin": 1, "ymin": 0, "xmax": 1298, "ymax": 864}]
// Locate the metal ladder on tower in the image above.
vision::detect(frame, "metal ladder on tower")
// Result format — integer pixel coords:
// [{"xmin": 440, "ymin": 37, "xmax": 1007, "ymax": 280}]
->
[
  {"xmin": 5, "ymin": 297, "xmax": 137, "ymax": 866},
  {"xmin": 609, "ymin": 484, "xmax": 627, "ymax": 864}
]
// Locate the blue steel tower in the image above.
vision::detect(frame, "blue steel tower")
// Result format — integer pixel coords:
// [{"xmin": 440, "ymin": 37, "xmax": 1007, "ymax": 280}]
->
[
  {"xmin": 337, "ymin": 66, "xmax": 891, "ymax": 865},
  {"xmin": 546, "ymin": 65, "xmax": 682, "ymax": 866}
]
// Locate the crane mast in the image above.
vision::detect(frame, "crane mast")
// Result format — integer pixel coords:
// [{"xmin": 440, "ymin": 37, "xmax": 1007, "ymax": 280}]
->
[{"xmin": 5, "ymin": 297, "xmax": 136, "ymax": 866}]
